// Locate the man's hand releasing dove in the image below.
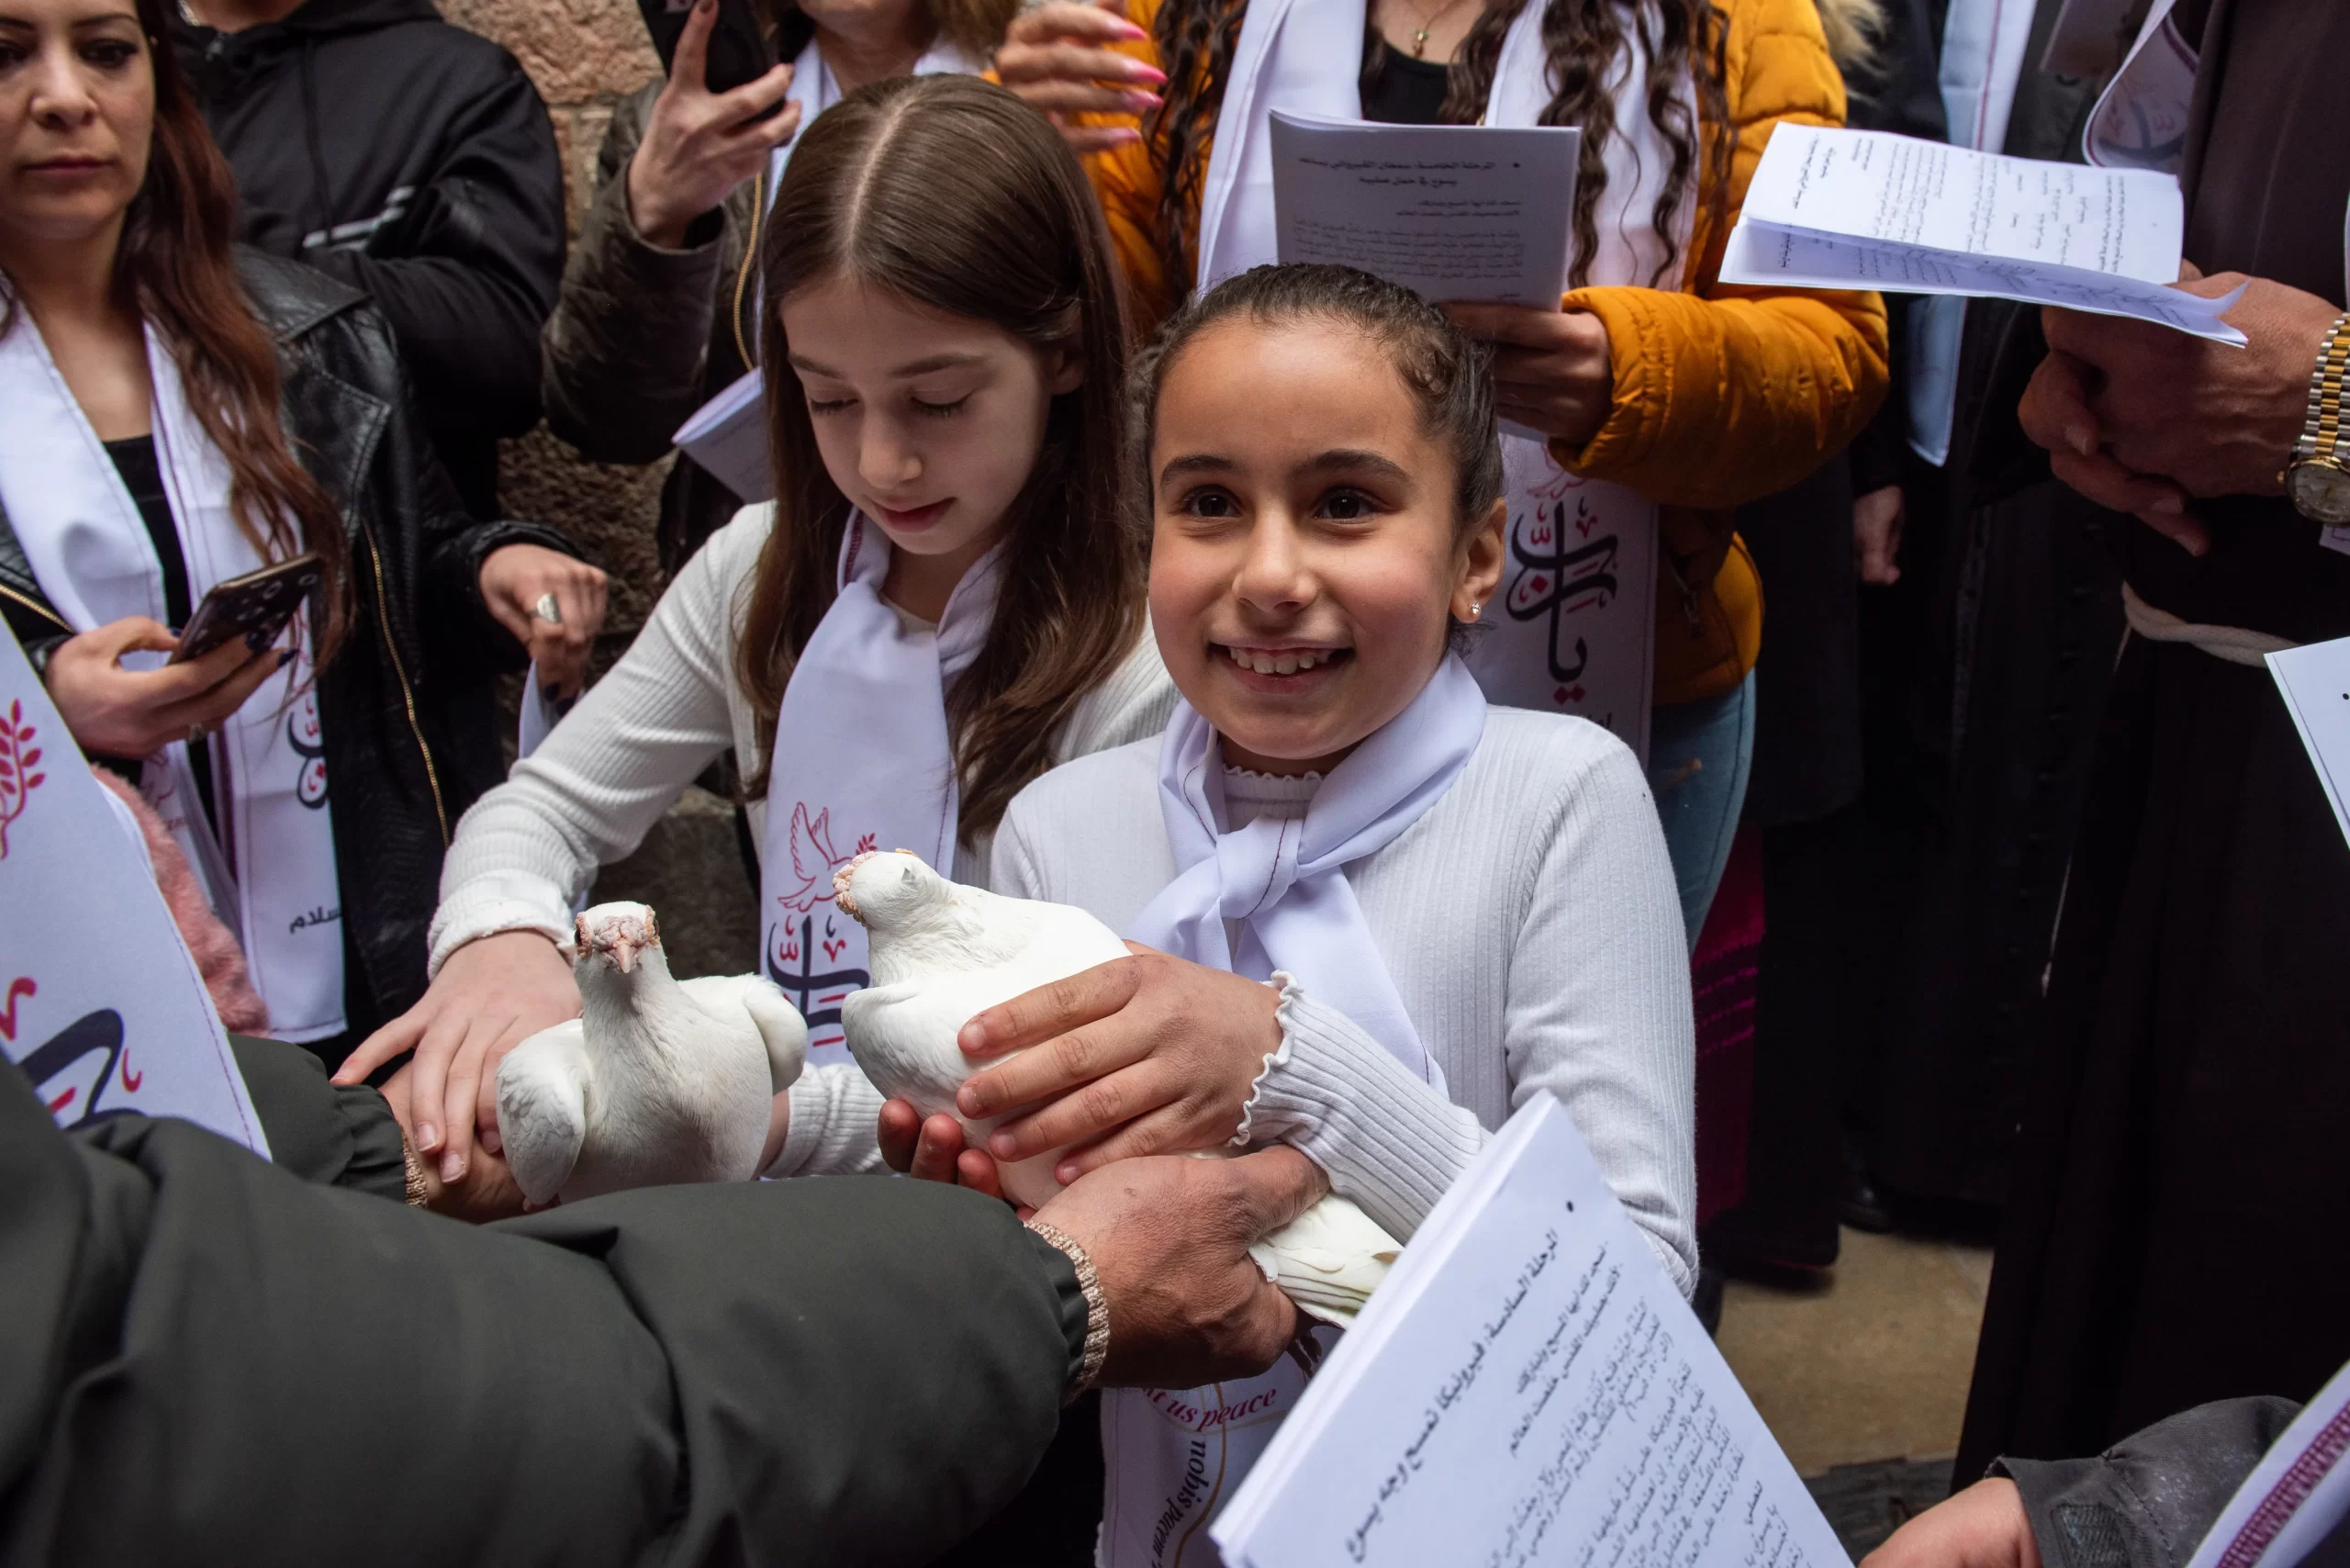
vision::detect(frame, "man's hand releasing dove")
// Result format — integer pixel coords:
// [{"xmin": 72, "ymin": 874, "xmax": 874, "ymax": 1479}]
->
[
  {"xmin": 835, "ymin": 851, "xmax": 1401, "ymax": 1324},
  {"xmin": 497, "ymin": 902, "xmax": 808, "ymax": 1207}
]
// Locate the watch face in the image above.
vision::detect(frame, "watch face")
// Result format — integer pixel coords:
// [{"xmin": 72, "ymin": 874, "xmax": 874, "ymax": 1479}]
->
[{"xmin": 2290, "ymin": 462, "xmax": 2350, "ymax": 525}]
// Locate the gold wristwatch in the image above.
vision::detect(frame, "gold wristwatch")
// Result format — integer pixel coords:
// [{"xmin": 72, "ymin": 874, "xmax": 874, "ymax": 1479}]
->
[{"xmin": 2284, "ymin": 312, "xmax": 2350, "ymax": 523}]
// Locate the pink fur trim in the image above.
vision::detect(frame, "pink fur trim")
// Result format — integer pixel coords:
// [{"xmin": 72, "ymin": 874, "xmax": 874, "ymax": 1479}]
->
[{"xmin": 93, "ymin": 767, "xmax": 271, "ymax": 1035}]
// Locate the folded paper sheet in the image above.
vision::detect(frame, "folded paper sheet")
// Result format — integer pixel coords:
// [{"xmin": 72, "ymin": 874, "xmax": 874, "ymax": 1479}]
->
[
  {"xmin": 1270, "ymin": 112, "xmax": 1581, "ymax": 308},
  {"xmin": 673, "ymin": 365, "xmax": 773, "ymax": 503},
  {"xmin": 1212, "ymin": 1094, "xmax": 1842, "ymax": 1568},
  {"xmin": 1720, "ymin": 124, "xmax": 2245, "ymax": 343}
]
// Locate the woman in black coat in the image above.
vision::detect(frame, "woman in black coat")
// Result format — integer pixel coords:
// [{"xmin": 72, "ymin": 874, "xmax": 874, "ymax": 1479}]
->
[{"xmin": 0, "ymin": 0, "xmax": 606, "ymax": 1060}]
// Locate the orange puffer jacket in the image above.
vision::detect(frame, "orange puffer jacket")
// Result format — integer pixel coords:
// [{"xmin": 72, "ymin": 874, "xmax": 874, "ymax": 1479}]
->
[{"xmin": 1078, "ymin": 0, "xmax": 1889, "ymax": 703}]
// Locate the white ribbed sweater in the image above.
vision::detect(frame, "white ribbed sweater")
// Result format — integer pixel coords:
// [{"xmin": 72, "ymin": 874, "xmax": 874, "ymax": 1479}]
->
[
  {"xmin": 426, "ymin": 503, "xmax": 1177, "ymax": 1177},
  {"xmin": 991, "ymin": 711, "xmax": 1699, "ymax": 1293}
]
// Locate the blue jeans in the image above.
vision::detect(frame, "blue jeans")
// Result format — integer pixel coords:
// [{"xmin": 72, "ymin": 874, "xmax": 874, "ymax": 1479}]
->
[{"xmin": 1647, "ymin": 670, "xmax": 1757, "ymax": 951}]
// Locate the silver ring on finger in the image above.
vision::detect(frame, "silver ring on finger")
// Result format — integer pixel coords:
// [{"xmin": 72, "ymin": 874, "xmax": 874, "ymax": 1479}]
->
[{"xmin": 532, "ymin": 592, "xmax": 563, "ymax": 626}]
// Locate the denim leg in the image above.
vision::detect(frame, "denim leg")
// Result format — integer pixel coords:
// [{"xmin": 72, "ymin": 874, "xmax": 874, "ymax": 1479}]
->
[{"xmin": 1645, "ymin": 670, "xmax": 1758, "ymax": 950}]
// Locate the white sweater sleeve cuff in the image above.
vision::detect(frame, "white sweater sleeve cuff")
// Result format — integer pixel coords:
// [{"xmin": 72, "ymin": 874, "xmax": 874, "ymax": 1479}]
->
[
  {"xmin": 426, "ymin": 872, "xmax": 578, "ymax": 979},
  {"xmin": 1237, "ymin": 974, "xmax": 1489, "ymax": 1241},
  {"xmin": 768, "ymin": 1063, "xmax": 887, "ymax": 1177}
]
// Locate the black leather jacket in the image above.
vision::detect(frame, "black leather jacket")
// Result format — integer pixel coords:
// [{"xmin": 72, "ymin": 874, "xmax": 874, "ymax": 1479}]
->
[{"xmin": 0, "ymin": 250, "xmax": 579, "ymax": 1037}]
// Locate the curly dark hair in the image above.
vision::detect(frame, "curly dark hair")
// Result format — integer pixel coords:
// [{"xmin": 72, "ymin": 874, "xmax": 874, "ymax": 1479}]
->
[{"xmin": 1149, "ymin": 0, "xmax": 1730, "ymax": 297}]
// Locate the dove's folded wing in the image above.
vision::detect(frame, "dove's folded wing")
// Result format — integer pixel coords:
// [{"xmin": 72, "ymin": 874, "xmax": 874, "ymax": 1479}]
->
[
  {"xmin": 680, "ymin": 974, "xmax": 810, "ymax": 1093},
  {"xmin": 497, "ymin": 1019, "xmax": 593, "ymax": 1207},
  {"xmin": 842, "ymin": 975, "xmax": 1006, "ymax": 1115},
  {"xmin": 1250, "ymin": 1194, "xmax": 1404, "ymax": 1327}
]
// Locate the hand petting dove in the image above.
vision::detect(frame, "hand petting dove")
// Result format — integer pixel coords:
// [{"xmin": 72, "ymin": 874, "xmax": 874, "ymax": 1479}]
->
[
  {"xmin": 496, "ymin": 902, "xmax": 808, "ymax": 1207},
  {"xmin": 836, "ymin": 850, "xmax": 1401, "ymax": 1324}
]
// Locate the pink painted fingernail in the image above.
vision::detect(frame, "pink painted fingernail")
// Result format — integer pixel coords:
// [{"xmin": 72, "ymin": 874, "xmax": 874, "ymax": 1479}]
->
[
  {"xmin": 1127, "ymin": 62, "xmax": 1166, "ymax": 84},
  {"xmin": 1125, "ymin": 90, "xmax": 1162, "ymax": 110},
  {"xmin": 1111, "ymin": 19, "xmax": 1147, "ymax": 37}
]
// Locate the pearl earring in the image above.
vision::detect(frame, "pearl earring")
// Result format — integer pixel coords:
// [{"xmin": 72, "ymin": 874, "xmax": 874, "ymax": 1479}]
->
[{"xmin": 1469, "ymin": 601, "xmax": 1482, "ymax": 620}]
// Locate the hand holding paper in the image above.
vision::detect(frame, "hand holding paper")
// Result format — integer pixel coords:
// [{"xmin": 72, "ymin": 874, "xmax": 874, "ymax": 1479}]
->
[{"xmin": 1720, "ymin": 124, "xmax": 2245, "ymax": 343}]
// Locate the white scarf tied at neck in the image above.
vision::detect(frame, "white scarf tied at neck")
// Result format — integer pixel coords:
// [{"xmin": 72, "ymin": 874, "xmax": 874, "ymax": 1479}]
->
[
  {"xmin": 1128, "ymin": 653, "xmax": 1489, "ymax": 1088},
  {"xmin": 0, "ymin": 314, "xmax": 344, "ymax": 1040},
  {"xmin": 758, "ymin": 513, "xmax": 1004, "ymax": 1064}
]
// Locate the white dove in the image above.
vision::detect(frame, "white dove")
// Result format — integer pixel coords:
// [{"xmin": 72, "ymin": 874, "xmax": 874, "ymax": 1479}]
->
[
  {"xmin": 496, "ymin": 902, "xmax": 809, "ymax": 1207},
  {"xmin": 834, "ymin": 850, "xmax": 1402, "ymax": 1324}
]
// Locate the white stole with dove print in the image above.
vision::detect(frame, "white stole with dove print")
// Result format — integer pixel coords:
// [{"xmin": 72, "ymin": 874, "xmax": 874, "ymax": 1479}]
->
[
  {"xmin": 758, "ymin": 515, "xmax": 1002, "ymax": 1063},
  {"xmin": 0, "ymin": 314, "xmax": 344, "ymax": 1039}
]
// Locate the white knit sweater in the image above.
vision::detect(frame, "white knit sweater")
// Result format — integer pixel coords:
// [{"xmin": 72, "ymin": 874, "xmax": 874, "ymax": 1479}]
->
[
  {"xmin": 991, "ymin": 710, "xmax": 1699, "ymax": 1293},
  {"xmin": 427, "ymin": 502, "xmax": 1178, "ymax": 1177}
]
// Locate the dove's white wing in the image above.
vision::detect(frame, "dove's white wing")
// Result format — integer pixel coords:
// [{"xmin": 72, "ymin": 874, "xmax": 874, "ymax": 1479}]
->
[
  {"xmin": 1250, "ymin": 1194, "xmax": 1404, "ymax": 1327},
  {"xmin": 841, "ymin": 977, "xmax": 991, "ymax": 1114},
  {"xmin": 497, "ymin": 1018, "xmax": 592, "ymax": 1207},
  {"xmin": 745, "ymin": 983, "xmax": 810, "ymax": 1093}
]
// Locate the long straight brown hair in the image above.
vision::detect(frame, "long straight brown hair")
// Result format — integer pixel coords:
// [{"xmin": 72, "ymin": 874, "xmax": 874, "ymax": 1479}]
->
[
  {"xmin": 1153, "ymin": 0, "xmax": 1730, "ymax": 297},
  {"xmin": 738, "ymin": 74, "xmax": 1145, "ymax": 843},
  {"xmin": 0, "ymin": 0, "xmax": 351, "ymax": 660}
]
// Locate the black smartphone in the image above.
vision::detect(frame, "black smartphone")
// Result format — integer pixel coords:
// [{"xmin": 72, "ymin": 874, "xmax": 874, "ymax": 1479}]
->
[
  {"xmin": 637, "ymin": 0, "xmax": 783, "ymax": 117},
  {"xmin": 167, "ymin": 554, "xmax": 324, "ymax": 666}
]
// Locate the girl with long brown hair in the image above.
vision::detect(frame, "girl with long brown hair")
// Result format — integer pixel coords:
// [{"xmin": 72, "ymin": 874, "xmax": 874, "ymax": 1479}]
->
[
  {"xmin": 995, "ymin": 0, "xmax": 1888, "ymax": 944},
  {"xmin": 0, "ymin": 0, "xmax": 599, "ymax": 1053},
  {"xmin": 350, "ymin": 74, "xmax": 1170, "ymax": 1205}
]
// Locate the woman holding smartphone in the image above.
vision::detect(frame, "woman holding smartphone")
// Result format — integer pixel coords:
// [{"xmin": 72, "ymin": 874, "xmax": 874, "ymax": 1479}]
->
[{"xmin": 0, "ymin": 0, "xmax": 602, "ymax": 1061}]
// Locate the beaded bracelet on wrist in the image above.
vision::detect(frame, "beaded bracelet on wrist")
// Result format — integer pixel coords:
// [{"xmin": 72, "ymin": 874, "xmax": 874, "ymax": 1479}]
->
[{"xmin": 1025, "ymin": 1218, "xmax": 1111, "ymax": 1399}]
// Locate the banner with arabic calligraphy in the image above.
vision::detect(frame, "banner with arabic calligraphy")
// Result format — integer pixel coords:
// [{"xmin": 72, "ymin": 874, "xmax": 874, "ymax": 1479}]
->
[
  {"xmin": 1466, "ymin": 436, "xmax": 1657, "ymax": 765},
  {"xmin": 0, "ymin": 625, "xmax": 268, "ymax": 1155}
]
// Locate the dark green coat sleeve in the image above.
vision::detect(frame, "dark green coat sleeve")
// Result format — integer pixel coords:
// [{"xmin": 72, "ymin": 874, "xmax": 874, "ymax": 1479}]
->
[
  {"xmin": 225, "ymin": 1035, "xmax": 409, "ymax": 1201},
  {"xmin": 0, "ymin": 1061, "xmax": 1085, "ymax": 1567}
]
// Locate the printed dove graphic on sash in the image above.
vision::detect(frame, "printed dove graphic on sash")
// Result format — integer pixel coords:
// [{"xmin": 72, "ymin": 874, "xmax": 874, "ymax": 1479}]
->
[
  {"xmin": 759, "ymin": 513, "xmax": 1004, "ymax": 1063},
  {"xmin": 1194, "ymin": 0, "xmax": 1682, "ymax": 762},
  {"xmin": 0, "ymin": 314, "xmax": 345, "ymax": 1041}
]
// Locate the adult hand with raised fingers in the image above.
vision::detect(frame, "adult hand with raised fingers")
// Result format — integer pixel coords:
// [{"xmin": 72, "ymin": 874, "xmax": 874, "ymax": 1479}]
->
[
  {"xmin": 331, "ymin": 929, "xmax": 581, "ymax": 1183},
  {"xmin": 1859, "ymin": 1479, "xmax": 2040, "ymax": 1568},
  {"xmin": 1034, "ymin": 1146, "xmax": 1327, "ymax": 1388},
  {"xmin": 1440, "ymin": 300, "xmax": 1615, "ymax": 448},
  {"xmin": 952, "ymin": 944, "xmax": 1282, "ymax": 1185},
  {"xmin": 878, "ymin": 1099, "xmax": 1012, "ymax": 1202},
  {"xmin": 627, "ymin": 0, "xmax": 804, "ymax": 250},
  {"xmin": 43, "ymin": 616, "xmax": 292, "ymax": 759},
  {"xmin": 995, "ymin": 0, "xmax": 1166, "ymax": 153},
  {"xmin": 477, "ymin": 543, "xmax": 609, "ymax": 699}
]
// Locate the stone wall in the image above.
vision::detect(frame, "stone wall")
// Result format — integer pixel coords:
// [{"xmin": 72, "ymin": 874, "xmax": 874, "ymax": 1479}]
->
[
  {"xmin": 441, "ymin": 0, "xmax": 670, "ymax": 634},
  {"xmin": 445, "ymin": 0, "xmax": 761, "ymax": 977}
]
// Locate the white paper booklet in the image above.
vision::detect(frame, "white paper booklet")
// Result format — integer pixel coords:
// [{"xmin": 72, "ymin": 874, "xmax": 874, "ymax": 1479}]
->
[
  {"xmin": 2182, "ymin": 1360, "xmax": 2350, "ymax": 1568},
  {"xmin": 0, "ymin": 625, "xmax": 268, "ymax": 1155},
  {"xmin": 1719, "ymin": 124, "xmax": 2245, "ymax": 344},
  {"xmin": 2265, "ymin": 636, "xmax": 2350, "ymax": 853},
  {"xmin": 1270, "ymin": 113, "xmax": 1581, "ymax": 308},
  {"xmin": 1212, "ymin": 1094, "xmax": 1842, "ymax": 1568},
  {"xmin": 673, "ymin": 365, "xmax": 774, "ymax": 503}
]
